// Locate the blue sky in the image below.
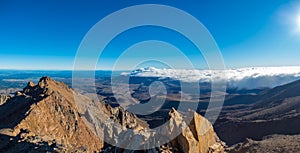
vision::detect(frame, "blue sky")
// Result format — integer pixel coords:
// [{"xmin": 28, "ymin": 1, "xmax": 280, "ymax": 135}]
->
[{"xmin": 0, "ymin": 0, "xmax": 300, "ymax": 70}]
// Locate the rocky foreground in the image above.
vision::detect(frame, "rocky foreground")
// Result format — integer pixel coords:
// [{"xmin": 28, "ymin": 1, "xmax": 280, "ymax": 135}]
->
[{"xmin": 0, "ymin": 77, "xmax": 225, "ymax": 153}]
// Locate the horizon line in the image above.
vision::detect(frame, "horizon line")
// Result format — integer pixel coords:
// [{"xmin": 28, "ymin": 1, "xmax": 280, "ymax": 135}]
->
[{"xmin": 0, "ymin": 65, "xmax": 300, "ymax": 71}]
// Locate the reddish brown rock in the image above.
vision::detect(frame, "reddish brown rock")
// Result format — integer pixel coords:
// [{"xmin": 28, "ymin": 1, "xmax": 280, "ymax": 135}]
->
[
  {"xmin": 0, "ymin": 77, "xmax": 226, "ymax": 153},
  {"xmin": 0, "ymin": 77, "xmax": 103, "ymax": 152}
]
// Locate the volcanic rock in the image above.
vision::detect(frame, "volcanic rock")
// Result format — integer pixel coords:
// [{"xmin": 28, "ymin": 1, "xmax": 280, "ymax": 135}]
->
[
  {"xmin": 0, "ymin": 76, "xmax": 226, "ymax": 153},
  {"xmin": 167, "ymin": 109, "xmax": 226, "ymax": 153},
  {"xmin": 0, "ymin": 77, "xmax": 103, "ymax": 152}
]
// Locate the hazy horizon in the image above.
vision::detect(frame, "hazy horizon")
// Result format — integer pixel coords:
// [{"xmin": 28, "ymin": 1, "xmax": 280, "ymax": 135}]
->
[{"xmin": 1, "ymin": 65, "xmax": 300, "ymax": 71}]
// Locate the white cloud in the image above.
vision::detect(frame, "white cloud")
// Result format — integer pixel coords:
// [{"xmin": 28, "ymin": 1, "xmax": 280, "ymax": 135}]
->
[
  {"xmin": 2, "ymin": 79, "xmax": 35, "ymax": 82},
  {"xmin": 125, "ymin": 66, "xmax": 300, "ymax": 89}
]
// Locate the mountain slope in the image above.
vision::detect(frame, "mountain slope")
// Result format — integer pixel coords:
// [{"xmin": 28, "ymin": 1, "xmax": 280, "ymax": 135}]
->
[
  {"xmin": 228, "ymin": 134, "xmax": 300, "ymax": 153},
  {"xmin": 216, "ymin": 79, "xmax": 300, "ymax": 146},
  {"xmin": 0, "ymin": 76, "xmax": 226, "ymax": 153},
  {"xmin": 0, "ymin": 77, "xmax": 104, "ymax": 152}
]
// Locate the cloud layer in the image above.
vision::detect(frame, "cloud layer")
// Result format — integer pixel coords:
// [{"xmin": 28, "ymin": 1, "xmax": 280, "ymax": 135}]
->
[{"xmin": 124, "ymin": 67, "xmax": 300, "ymax": 89}]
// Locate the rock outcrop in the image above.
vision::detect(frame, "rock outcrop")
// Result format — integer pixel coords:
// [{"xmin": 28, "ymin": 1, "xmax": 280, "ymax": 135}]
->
[
  {"xmin": 0, "ymin": 94, "xmax": 10, "ymax": 106},
  {"xmin": 0, "ymin": 77, "xmax": 103, "ymax": 152},
  {"xmin": 166, "ymin": 109, "xmax": 226, "ymax": 153},
  {"xmin": 0, "ymin": 76, "xmax": 226, "ymax": 153}
]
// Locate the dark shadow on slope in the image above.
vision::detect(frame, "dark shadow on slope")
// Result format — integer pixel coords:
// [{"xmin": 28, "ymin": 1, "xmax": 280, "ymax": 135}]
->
[
  {"xmin": 0, "ymin": 129, "xmax": 59, "ymax": 153},
  {"xmin": 0, "ymin": 95, "xmax": 35, "ymax": 129},
  {"xmin": 215, "ymin": 114, "xmax": 300, "ymax": 146}
]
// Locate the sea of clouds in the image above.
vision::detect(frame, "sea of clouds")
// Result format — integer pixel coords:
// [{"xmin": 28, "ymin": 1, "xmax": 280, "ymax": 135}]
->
[{"xmin": 122, "ymin": 66, "xmax": 300, "ymax": 89}]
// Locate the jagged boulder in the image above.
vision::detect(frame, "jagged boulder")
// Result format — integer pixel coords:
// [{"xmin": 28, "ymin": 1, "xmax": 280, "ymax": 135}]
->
[
  {"xmin": 0, "ymin": 94, "xmax": 10, "ymax": 106},
  {"xmin": 166, "ymin": 109, "xmax": 226, "ymax": 153}
]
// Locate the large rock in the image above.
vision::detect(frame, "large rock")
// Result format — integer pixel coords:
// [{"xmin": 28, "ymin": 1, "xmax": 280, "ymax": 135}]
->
[
  {"xmin": 0, "ymin": 94, "xmax": 10, "ymax": 106},
  {"xmin": 167, "ymin": 109, "xmax": 226, "ymax": 153}
]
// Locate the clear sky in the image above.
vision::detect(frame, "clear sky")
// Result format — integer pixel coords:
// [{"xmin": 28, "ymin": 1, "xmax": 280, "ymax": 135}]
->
[{"xmin": 0, "ymin": 0, "xmax": 300, "ymax": 70}]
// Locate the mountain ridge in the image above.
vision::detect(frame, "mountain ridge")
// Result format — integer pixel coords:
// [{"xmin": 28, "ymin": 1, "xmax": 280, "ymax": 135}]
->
[
  {"xmin": 216, "ymin": 79, "xmax": 300, "ymax": 146},
  {"xmin": 0, "ymin": 76, "xmax": 225, "ymax": 153}
]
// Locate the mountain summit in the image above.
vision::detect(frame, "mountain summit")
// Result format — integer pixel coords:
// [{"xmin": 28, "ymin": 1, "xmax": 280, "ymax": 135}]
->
[
  {"xmin": 0, "ymin": 76, "xmax": 225, "ymax": 152},
  {"xmin": 0, "ymin": 76, "xmax": 103, "ymax": 152}
]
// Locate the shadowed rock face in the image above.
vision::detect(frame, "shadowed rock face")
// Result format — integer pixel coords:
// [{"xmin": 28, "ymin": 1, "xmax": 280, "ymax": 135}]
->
[{"xmin": 0, "ymin": 77, "xmax": 226, "ymax": 153}]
